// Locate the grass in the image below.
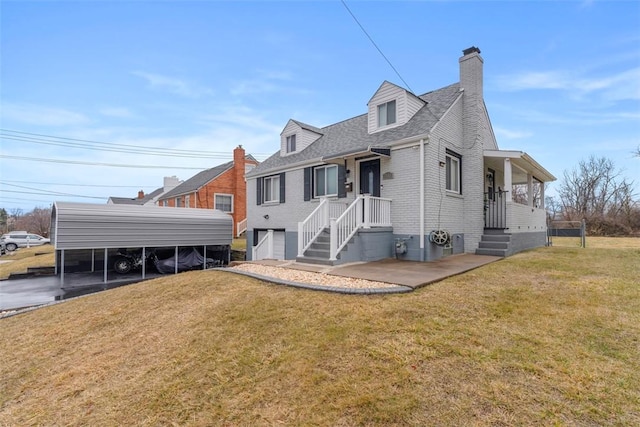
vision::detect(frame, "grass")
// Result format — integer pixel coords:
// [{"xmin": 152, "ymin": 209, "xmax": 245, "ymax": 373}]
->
[
  {"xmin": 0, "ymin": 245, "xmax": 54, "ymax": 279},
  {"xmin": 1, "ymin": 238, "xmax": 639, "ymax": 425}
]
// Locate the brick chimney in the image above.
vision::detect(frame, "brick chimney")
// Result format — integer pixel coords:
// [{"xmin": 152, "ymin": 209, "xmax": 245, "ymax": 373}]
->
[
  {"xmin": 233, "ymin": 145, "xmax": 246, "ymax": 226},
  {"xmin": 459, "ymin": 46, "xmax": 483, "ymax": 99},
  {"xmin": 138, "ymin": 190, "xmax": 145, "ymax": 199}
]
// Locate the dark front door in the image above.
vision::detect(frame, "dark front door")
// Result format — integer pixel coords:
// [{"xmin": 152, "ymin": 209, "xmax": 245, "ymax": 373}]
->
[{"xmin": 359, "ymin": 159, "xmax": 381, "ymax": 197}]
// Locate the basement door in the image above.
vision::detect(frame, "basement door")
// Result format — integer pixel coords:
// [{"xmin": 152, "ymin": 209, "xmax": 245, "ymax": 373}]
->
[{"xmin": 256, "ymin": 230, "xmax": 285, "ymax": 260}]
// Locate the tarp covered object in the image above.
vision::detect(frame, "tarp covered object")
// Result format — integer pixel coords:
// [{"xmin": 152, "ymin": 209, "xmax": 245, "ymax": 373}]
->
[{"xmin": 154, "ymin": 247, "xmax": 213, "ymax": 274}]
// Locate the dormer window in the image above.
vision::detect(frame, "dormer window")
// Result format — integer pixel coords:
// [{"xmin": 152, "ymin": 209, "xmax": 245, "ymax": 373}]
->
[
  {"xmin": 377, "ymin": 100, "xmax": 396, "ymax": 127},
  {"xmin": 286, "ymin": 134, "xmax": 296, "ymax": 153}
]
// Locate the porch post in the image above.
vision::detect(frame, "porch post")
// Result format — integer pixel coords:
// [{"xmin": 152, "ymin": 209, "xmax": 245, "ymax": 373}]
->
[
  {"xmin": 504, "ymin": 158, "xmax": 513, "ymax": 202},
  {"xmin": 329, "ymin": 219, "xmax": 338, "ymax": 261},
  {"xmin": 540, "ymin": 182, "xmax": 545, "ymax": 209},
  {"xmin": 297, "ymin": 222, "xmax": 304, "ymax": 257},
  {"xmin": 527, "ymin": 174, "xmax": 534, "ymax": 207},
  {"xmin": 363, "ymin": 194, "xmax": 371, "ymax": 229},
  {"xmin": 267, "ymin": 230, "xmax": 274, "ymax": 259}
]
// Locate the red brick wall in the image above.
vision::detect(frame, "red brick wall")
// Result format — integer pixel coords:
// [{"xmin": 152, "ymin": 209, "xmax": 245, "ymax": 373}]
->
[{"xmin": 157, "ymin": 146, "xmax": 257, "ymax": 235}]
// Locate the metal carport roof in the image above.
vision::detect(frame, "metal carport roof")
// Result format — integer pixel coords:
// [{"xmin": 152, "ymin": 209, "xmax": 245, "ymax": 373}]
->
[{"xmin": 51, "ymin": 202, "xmax": 233, "ymax": 250}]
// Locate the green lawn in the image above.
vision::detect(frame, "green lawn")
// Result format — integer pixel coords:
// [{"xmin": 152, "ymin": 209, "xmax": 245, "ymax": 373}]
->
[{"xmin": 1, "ymin": 238, "xmax": 639, "ymax": 425}]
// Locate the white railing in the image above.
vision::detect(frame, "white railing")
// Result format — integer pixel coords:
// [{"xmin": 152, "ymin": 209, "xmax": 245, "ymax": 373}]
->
[
  {"xmin": 252, "ymin": 229, "xmax": 273, "ymax": 260},
  {"xmin": 236, "ymin": 218, "xmax": 247, "ymax": 237},
  {"xmin": 330, "ymin": 195, "xmax": 391, "ymax": 260},
  {"xmin": 298, "ymin": 198, "xmax": 329, "ymax": 257},
  {"xmin": 297, "ymin": 199, "xmax": 348, "ymax": 256}
]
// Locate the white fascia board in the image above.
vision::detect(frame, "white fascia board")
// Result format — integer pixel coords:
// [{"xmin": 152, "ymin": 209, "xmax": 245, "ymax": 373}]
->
[{"xmin": 245, "ymin": 157, "xmax": 325, "ymax": 179}]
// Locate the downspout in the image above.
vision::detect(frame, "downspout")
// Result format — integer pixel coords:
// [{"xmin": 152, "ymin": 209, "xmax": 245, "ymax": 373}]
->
[{"xmin": 419, "ymin": 138, "xmax": 426, "ymax": 261}]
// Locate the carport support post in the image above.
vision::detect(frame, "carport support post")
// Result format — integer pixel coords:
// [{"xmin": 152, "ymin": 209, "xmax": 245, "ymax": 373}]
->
[
  {"xmin": 60, "ymin": 250, "xmax": 65, "ymax": 285},
  {"xmin": 203, "ymin": 246, "xmax": 206, "ymax": 270},
  {"xmin": 175, "ymin": 246, "xmax": 179, "ymax": 275},
  {"xmin": 104, "ymin": 248, "xmax": 108, "ymax": 283},
  {"xmin": 142, "ymin": 247, "xmax": 146, "ymax": 279},
  {"xmin": 91, "ymin": 249, "xmax": 95, "ymax": 272}
]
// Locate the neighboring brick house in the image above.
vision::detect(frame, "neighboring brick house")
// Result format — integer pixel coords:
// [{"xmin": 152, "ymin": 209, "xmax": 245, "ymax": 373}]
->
[
  {"xmin": 108, "ymin": 176, "xmax": 182, "ymax": 207},
  {"xmin": 245, "ymin": 47, "xmax": 556, "ymax": 264},
  {"xmin": 158, "ymin": 146, "xmax": 258, "ymax": 236}
]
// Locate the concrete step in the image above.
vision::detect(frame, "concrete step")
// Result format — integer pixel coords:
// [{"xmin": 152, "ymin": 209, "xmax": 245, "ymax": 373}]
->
[
  {"xmin": 304, "ymin": 248, "xmax": 330, "ymax": 258},
  {"xmin": 478, "ymin": 241, "xmax": 509, "ymax": 250},
  {"xmin": 295, "ymin": 256, "xmax": 336, "ymax": 266},
  {"xmin": 308, "ymin": 241, "xmax": 330, "ymax": 251},
  {"xmin": 483, "ymin": 229, "xmax": 510, "ymax": 235},
  {"xmin": 480, "ymin": 234, "xmax": 511, "ymax": 243},
  {"xmin": 475, "ymin": 248, "xmax": 508, "ymax": 257}
]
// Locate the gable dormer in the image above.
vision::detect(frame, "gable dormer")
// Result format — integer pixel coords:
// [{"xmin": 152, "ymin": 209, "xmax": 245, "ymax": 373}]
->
[
  {"xmin": 280, "ymin": 119, "xmax": 323, "ymax": 156},
  {"xmin": 367, "ymin": 81, "xmax": 426, "ymax": 134}
]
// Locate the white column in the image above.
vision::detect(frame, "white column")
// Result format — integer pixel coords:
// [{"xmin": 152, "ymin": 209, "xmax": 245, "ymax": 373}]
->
[
  {"xmin": 504, "ymin": 158, "xmax": 512, "ymax": 202},
  {"xmin": 527, "ymin": 174, "xmax": 534, "ymax": 207},
  {"xmin": 540, "ymin": 182, "xmax": 545, "ymax": 209}
]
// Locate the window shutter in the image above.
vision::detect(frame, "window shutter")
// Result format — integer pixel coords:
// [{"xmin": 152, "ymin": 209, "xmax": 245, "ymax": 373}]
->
[
  {"xmin": 279, "ymin": 172, "xmax": 286, "ymax": 203},
  {"xmin": 303, "ymin": 167, "xmax": 311, "ymax": 201},
  {"xmin": 338, "ymin": 164, "xmax": 346, "ymax": 198},
  {"xmin": 256, "ymin": 177, "xmax": 263, "ymax": 205}
]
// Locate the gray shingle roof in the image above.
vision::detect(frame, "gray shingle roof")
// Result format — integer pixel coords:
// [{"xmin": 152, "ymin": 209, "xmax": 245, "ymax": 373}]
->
[
  {"xmin": 162, "ymin": 161, "xmax": 233, "ymax": 199},
  {"xmin": 109, "ymin": 187, "xmax": 164, "ymax": 205},
  {"xmin": 160, "ymin": 154, "xmax": 258, "ymax": 199},
  {"xmin": 248, "ymin": 83, "xmax": 461, "ymax": 177}
]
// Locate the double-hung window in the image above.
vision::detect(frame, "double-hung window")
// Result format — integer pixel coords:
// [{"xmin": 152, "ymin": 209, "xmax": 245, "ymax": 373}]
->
[
  {"xmin": 264, "ymin": 175, "xmax": 280, "ymax": 203},
  {"xmin": 175, "ymin": 197, "xmax": 182, "ymax": 207},
  {"xmin": 314, "ymin": 165, "xmax": 338, "ymax": 198},
  {"xmin": 286, "ymin": 134, "xmax": 296, "ymax": 153},
  {"xmin": 445, "ymin": 151, "xmax": 461, "ymax": 194},
  {"xmin": 215, "ymin": 194, "xmax": 233, "ymax": 212},
  {"xmin": 377, "ymin": 100, "xmax": 396, "ymax": 127}
]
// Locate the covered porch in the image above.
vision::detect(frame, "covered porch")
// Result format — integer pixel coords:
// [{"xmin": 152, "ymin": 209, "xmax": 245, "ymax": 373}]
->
[{"xmin": 483, "ymin": 150, "xmax": 556, "ymax": 232}]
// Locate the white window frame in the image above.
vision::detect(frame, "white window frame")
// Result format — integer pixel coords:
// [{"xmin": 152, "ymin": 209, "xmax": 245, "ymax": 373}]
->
[
  {"xmin": 286, "ymin": 134, "xmax": 296, "ymax": 153},
  {"xmin": 313, "ymin": 164, "xmax": 338, "ymax": 198},
  {"xmin": 175, "ymin": 197, "xmax": 182, "ymax": 207},
  {"xmin": 162, "ymin": 199, "xmax": 168, "ymax": 207},
  {"xmin": 264, "ymin": 175, "xmax": 280, "ymax": 203},
  {"xmin": 446, "ymin": 151, "xmax": 461, "ymax": 194},
  {"xmin": 214, "ymin": 193, "xmax": 234, "ymax": 213},
  {"xmin": 377, "ymin": 100, "xmax": 396, "ymax": 127}
]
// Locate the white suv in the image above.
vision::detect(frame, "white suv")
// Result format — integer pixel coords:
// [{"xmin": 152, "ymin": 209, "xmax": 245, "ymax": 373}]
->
[{"xmin": 1, "ymin": 231, "xmax": 50, "ymax": 252}]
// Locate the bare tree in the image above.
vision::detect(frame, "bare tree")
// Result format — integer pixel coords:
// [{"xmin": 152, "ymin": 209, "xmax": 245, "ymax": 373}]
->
[
  {"xmin": 558, "ymin": 156, "xmax": 638, "ymax": 235},
  {"xmin": 12, "ymin": 207, "xmax": 52, "ymax": 237}
]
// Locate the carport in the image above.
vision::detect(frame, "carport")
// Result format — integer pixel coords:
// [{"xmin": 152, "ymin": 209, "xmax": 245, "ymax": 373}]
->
[{"xmin": 51, "ymin": 202, "xmax": 233, "ymax": 285}]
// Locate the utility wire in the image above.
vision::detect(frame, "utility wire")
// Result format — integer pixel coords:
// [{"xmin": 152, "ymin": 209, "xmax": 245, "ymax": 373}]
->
[
  {"xmin": 0, "ymin": 180, "xmax": 157, "ymax": 188},
  {"xmin": 0, "ymin": 155, "xmax": 208, "ymax": 170},
  {"xmin": 1, "ymin": 129, "xmax": 272, "ymax": 159},
  {"xmin": 1, "ymin": 189, "xmax": 105, "ymax": 200},
  {"xmin": 340, "ymin": 0, "xmax": 414, "ymax": 93}
]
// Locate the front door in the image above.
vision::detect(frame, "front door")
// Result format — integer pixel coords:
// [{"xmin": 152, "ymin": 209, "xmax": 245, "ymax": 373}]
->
[{"xmin": 359, "ymin": 159, "xmax": 381, "ymax": 197}]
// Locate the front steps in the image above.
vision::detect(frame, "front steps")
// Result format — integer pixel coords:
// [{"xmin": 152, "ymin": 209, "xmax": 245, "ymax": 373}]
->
[
  {"xmin": 296, "ymin": 229, "xmax": 351, "ymax": 266},
  {"xmin": 475, "ymin": 230, "xmax": 511, "ymax": 257}
]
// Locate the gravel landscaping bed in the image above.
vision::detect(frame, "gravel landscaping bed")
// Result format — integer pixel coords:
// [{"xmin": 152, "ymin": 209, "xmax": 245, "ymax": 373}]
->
[{"xmin": 230, "ymin": 263, "xmax": 403, "ymax": 289}]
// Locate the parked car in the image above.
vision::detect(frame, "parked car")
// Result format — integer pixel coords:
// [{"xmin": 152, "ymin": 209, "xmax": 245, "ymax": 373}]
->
[{"xmin": 1, "ymin": 231, "xmax": 51, "ymax": 252}]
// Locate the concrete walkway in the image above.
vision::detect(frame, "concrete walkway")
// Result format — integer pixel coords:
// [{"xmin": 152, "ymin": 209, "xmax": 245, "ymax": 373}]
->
[{"xmin": 251, "ymin": 253, "xmax": 502, "ymax": 290}]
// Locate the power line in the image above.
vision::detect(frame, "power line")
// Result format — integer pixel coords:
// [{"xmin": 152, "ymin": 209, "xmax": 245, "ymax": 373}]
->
[
  {"xmin": 0, "ymin": 189, "xmax": 105, "ymax": 200},
  {"xmin": 0, "ymin": 155, "xmax": 209, "ymax": 170},
  {"xmin": 340, "ymin": 0, "xmax": 414, "ymax": 93},
  {"xmin": 0, "ymin": 180, "xmax": 157, "ymax": 188},
  {"xmin": 1, "ymin": 129, "xmax": 273, "ymax": 159}
]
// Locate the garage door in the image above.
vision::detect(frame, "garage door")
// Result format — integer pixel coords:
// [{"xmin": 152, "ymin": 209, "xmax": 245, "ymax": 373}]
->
[{"xmin": 255, "ymin": 230, "xmax": 285, "ymax": 260}]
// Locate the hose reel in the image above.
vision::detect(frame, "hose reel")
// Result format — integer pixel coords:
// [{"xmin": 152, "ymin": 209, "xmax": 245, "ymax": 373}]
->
[{"xmin": 429, "ymin": 229, "xmax": 450, "ymax": 246}]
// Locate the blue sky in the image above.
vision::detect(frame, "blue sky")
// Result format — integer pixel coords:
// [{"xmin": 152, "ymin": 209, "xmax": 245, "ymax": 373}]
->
[{"xmin": 1, "ymin": 0, "xmax": 639, "ymax": 213}]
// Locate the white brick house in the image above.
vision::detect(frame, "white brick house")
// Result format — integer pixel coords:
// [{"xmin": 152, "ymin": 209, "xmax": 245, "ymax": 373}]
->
[{"xmin": 245, "ymin": 47, "xmax": 556, "ymax": 264}]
